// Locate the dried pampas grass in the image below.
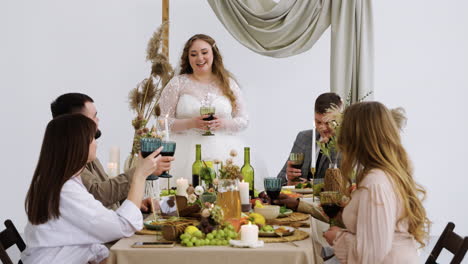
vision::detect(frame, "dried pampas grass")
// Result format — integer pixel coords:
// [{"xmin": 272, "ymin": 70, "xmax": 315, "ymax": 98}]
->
[{"xmin": 127, "ymin": 22, "xmax": 174, "ymax": 162}]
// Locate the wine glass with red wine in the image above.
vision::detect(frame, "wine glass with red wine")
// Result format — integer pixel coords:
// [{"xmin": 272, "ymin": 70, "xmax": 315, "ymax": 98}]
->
[
  {"xmin": 140, "ymin": 137, "xmax": 161, "ymax": 180},
  {"xmin": 289, "ymin": 152, "xmax": 304, "ymax": 182},
  {"xmin": 264, "ymin": 177, "xmax": 283, "ymax": 201},
  {"xmin": 319, "ymin": 191, "xmax": 342, "ymax": 226},
  {"xmin": 158, "ymin": 140, "xmax": 176, "ymax": 179},
  {"xmin": 200, "ymin": 106, "xmax": 216, "ymax": 136}
]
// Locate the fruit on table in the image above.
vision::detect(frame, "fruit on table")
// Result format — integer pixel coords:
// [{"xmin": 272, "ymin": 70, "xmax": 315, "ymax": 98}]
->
[
  {"xmin": 180, "ymin": 223, "xmax": 238, "ymax": 247},
  {"xmin": 255, "ymin": 200, "xmax": 264, "ymax": 208},
  {"xmin": 260, "ymin": 225, "xmax": 274, "ymax": 232},
  {"xmin": 248, "ymin": 213, "xmax": 266, "ymax": 226},
  {"xmin": 184, "ymin": 226, "xmax": 200, "ymax": 236},
  {"xmin": 257, "ymin": 191, "xmax": 271, "ymax": 204}
]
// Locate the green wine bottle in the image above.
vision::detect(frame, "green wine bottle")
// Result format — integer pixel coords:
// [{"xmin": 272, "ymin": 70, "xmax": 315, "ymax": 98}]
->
[
  {"xmin": 241, "ymin": 147, "xmax": 255, "ymax": 198},
  {"xmin": 192, "ymin": 144, "xmax": 202, "ymax": 187}
]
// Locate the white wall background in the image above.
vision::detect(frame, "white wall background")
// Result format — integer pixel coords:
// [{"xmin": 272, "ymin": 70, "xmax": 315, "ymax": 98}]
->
[{"xmin": 1, "ymin": 0, "xmax": 467, "ymax": 248}]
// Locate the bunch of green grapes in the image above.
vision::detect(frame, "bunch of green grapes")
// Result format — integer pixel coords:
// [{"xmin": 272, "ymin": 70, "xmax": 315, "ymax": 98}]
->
[
  {"xmin": 180, "ymin": 224, "xmax": 238, "ymax": 247},
  {"xmin": 260, "ymin": 225, "xmax": 274, "ymax": 233},
  {"xmin": 160, "ymin": 189, "xmax": 176, "ymax": 197}
]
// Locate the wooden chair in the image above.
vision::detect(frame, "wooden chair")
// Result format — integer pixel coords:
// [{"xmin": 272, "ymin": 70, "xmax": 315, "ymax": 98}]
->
[
  {"xmin": 0, "ymin": 219, "xmax": 26, "ymax": 264},
  {"xmin": 426, "ymin": 222, "xmax": 468, "ymax": 264}
]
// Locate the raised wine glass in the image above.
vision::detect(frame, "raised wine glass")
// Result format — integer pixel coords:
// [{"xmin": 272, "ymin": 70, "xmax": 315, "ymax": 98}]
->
[
  {"xmin": 289, "ymin": 152, "xmax": 304, "ymax": 183},
  {"xmin": 158, "ymin": 140, "xmax": 176, "ymax": 190},
  {"xmin": 140, "ymin": 137, "xmax": 162, "ymax": 180},
  {"xmin": 319, "ymin": 191, "xmax": 342, "ymax": 226},
  {"xmin": 264, "ymin": 177, "xmax": 283, "ymax": 201},
  {"xmin": 200, "ymin": 106, "xmax": 216, "ymax": 136}
]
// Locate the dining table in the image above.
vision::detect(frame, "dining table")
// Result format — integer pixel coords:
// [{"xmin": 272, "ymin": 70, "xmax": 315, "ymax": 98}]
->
[{"xmin": 108, "ymin": 215, "xmax": 330, "ymax": 264}]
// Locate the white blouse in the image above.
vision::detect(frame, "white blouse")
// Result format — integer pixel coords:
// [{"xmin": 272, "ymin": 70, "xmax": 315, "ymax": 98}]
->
[{"xmin": 21, "ymin": 176, "xmax": 142, "ymax": 264}]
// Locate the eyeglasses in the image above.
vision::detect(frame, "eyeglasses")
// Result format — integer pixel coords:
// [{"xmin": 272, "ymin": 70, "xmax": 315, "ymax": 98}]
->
[{"xmin": 94, "ymin": 129, "xmax": 102, "ymax": 139}]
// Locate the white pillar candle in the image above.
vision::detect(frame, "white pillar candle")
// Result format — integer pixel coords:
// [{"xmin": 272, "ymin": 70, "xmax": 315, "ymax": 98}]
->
[
  {"xmin": 176, "ymin": 178, "xmax": 188, "ymax": 197},
  {"xmin": 240, "ymin": 222, "xmax": 258, "ymax": 244},
  {"xmin": 311, "ymin": 125, "xmax": 316, "ymax": 168},
  {"xmin": 164, "ymin": 114, "xmax": 170, "ymax": 141},
  {"xmin": 239, "ymin": 180, "xmax": 249, "ymax": 204},
  {"xmin": 109, "ymin": 146, "xmax": 120, "ymax": 173},
  {"xmin": 107, "ymin": 162, "xmax": 118, "ymax": 177}
]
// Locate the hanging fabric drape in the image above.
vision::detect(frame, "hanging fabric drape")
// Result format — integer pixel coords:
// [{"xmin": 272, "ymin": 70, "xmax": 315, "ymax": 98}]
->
[{"xmin": 207, "ymin": 0, "xmax": 374, "ymax": 103}]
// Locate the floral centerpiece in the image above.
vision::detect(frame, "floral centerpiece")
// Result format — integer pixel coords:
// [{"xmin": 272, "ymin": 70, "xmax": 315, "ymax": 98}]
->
[{"xmin": 126, "ymin": 23, "xmax": 174, "ymax": 168}]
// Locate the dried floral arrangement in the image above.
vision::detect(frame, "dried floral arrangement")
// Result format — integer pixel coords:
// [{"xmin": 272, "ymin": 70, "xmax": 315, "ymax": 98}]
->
[
  {"xmin": 217, "ymin": 150, "xmax": 243, "ymax": 180},
  {"xmin": 128, "ymin": 22, "xmax": 174, "ymax": 165}
]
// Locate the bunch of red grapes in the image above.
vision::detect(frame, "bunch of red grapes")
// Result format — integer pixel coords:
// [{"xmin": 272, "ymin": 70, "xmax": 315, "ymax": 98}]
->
[{"xmin": 250, "ymin": 191, "xmax": 271, "ymax": 207}]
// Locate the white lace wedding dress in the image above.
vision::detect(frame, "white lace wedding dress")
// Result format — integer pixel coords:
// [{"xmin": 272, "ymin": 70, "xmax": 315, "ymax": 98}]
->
[{"xmin": 159, "ymin": 74, "xmax": 266, "ymax": 190}]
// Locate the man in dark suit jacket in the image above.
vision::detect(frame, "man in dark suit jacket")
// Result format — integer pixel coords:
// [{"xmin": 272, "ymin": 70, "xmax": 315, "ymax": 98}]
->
[{"xmin": 277, "ymin": 92, "xmax": 342, "ymax": 186}]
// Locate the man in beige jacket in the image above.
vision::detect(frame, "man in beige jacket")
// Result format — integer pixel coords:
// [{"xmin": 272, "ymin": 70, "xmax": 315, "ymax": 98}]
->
[{"xmin": 51, "ymin": 93, "xmax": 174, "ymax": 211}]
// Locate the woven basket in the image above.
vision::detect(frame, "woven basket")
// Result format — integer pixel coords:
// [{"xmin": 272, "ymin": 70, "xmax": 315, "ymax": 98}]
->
[{"xmin": 324, "ymin": 168, "xmax": 345, "ymax": 193}]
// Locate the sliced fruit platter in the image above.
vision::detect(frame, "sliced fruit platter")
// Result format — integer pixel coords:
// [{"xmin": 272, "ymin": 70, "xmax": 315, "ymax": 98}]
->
[{"xmin": 258, "ymin": 225, "xmax": 295, "ymax": 237}]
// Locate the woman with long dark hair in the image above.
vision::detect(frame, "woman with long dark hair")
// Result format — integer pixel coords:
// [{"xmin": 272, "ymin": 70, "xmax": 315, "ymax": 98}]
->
[{"xmin": 22, "ymin": 114, "xmax": 161, "ymax": 264}]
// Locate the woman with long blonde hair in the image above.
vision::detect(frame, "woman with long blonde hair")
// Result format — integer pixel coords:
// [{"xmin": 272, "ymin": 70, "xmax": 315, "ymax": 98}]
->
[{"xmin": 323, "ymin": 101, "xmax": 430, "ymax": 263}]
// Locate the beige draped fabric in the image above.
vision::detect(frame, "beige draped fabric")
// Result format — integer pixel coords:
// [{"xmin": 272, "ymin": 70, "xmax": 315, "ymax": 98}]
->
[{"xmin": 207, "ymin": 0, "xmax": 374, "ymax": 102}]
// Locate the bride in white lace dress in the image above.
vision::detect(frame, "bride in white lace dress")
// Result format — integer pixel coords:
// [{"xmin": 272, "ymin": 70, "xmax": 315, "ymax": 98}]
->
[{"xmin": 160, "ymin": 34, "xmax": 264, "ymax": 188}]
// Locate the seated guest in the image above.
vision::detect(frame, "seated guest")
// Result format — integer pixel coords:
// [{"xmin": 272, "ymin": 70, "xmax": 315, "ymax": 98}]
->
[
  {"xmin": 277, "ymin": 92, "xmax": 342, "ymax": 185},
  {"xmin": 22, "ymin": 114, "xmax": 161, "ymax": 264},
  {"xmin": 51, "ymin": 93, "xmax": 174, "ymax": 211},
  {"xmin": 323, "ymin": 102, "xmax": 430, "ymax": 263}
]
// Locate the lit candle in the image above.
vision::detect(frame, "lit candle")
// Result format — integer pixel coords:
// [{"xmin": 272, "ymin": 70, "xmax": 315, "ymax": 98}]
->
[
  {"xmin": 107, "ymin": 162, "xmax": 118, "ymax": 177},
  {"xmin": 176, "ymin": 178, "xmax": 188, "ymax": 197},
  {"xmin": 239, "ymin": 180, "xmax": 249, "ymax": 205},
  {"xmin": 109, "ymin": 146, "xmax": 120, "ymax": 173},
  {"xmin": 240, "ymin": 222, "xmax": 258, "ymax": 244},
  {"xmin": 311, "ymin": 125, "xmax": 316, "ymax": 168},
  {"xmin": 164, "ymin": 114, "xmax": 170, "ymax": 141}
]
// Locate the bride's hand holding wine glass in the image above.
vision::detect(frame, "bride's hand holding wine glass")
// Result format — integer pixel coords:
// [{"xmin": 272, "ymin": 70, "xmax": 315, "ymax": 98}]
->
[
  {"xmin": 191, "ymin": 115, "xmax": 209, "ymax": 130},
  {"xmin": 207, "ymin": 115, "xmax": 223, "ymax": 131}
]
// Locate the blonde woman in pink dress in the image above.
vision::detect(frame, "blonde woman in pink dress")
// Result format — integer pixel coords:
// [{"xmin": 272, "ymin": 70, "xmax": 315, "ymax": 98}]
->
[{"xmin": 323, "ymin": 101, "xmax": 430, "ymax": 264}]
